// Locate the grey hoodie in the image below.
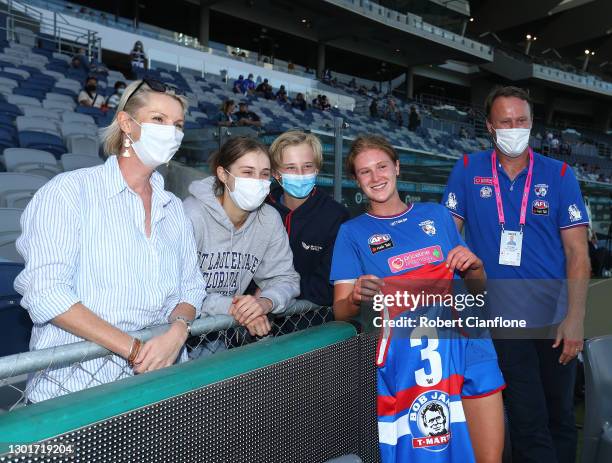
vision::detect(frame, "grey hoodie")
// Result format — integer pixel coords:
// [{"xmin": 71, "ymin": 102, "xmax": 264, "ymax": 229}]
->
[{"xmin": 183, "ymin": 176, "xmax": 300, "ymax": 315}]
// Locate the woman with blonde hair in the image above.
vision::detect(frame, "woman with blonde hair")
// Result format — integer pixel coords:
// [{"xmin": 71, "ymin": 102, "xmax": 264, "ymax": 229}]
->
[{"xmin": 15, "ymin": 79, "xmax": 206, "ymax": 402}]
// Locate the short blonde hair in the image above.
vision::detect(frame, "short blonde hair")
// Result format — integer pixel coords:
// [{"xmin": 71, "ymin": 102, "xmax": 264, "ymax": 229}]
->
[
  {"xmin": 101, "ymin": 79, "xmax": 188, "ymax": 156},
  {"xmin": 346, "ymin": 134, "xmax": 397, "ymax": 177},
  {"xmin": 269, "ymin": 130, "xmax": 323, "ymax": 171}
]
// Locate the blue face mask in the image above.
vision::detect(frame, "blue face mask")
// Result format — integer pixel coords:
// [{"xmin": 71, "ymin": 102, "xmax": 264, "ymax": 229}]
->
[{"xmin": 280, "ymin": 172, "xmax": 317, "ymax": 199}]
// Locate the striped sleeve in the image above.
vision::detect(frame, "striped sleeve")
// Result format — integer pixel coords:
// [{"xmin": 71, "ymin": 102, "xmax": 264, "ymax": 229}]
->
[
  {"xmin": 177, "ymin": 207, "xmax": 206, "ymax": 317},
  {"xmin": 14, "ymin": 180, "xmax": 81, "ymax": 325}
]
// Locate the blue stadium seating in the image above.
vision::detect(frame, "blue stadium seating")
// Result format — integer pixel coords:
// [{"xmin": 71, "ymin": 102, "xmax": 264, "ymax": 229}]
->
[
  {"xmin": 18, "ymin": 131, "xmax": 66, "ymax": 157},
  {"xmin": 0, "ymin": 262, "xmax": 31, "ymax": 357},
  {"xmin": 0, "ymin": 102, "xmax": 22, "ymax": 118}
]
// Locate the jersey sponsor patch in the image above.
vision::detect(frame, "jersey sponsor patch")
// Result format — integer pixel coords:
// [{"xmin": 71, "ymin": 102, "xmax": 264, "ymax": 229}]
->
[
  {"xmin": 534, "ymin": 183, "xmax": 548, "ymax": 197},
  {"xmin": 480, "ymin": 186, "xmax": 492, "ymax": 199},
  {"xmin": 569, "ymin": 204, "xmax": 583, "ymax": 222},
  {"xmin": 445, "ymin": 193, "xmax": 458, "ymax": 211},
  {"xmin": 473, "ymin": 176, "xmax": 493, "ymax": 185},
  {"xmin": 410, "ymin": 390, "xmax": 451, "ymax": 450},
  {"xmin": 302, "ymin": 241, "xmax": 323, "ymax": 252},
  {"xmin": 369, "ymin": 234, "xmax": 394, "ymax": 254},
  {"xmin": 532, "ymin": 199, "xmax": 549, "ymax": 215},
  {"xmin": 387, "ymin": 246, "xmax": 444, "ymax": 273},
  {"xmin": 419, "ymin": 220, "xmax": 436, "ymax": 236}
]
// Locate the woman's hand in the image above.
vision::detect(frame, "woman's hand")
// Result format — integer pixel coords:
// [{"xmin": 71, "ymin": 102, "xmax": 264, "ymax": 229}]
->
[
  {"xmin": 132, "ymin": 322, "xmax": 188, "ymax": 374},
  {"xmin": 351, "ymin": 274, "xmax": 384, "ymax": 305},
  {"xmin": 244, "ymin": 314, "xmax": 272, "ymax": 337},
  {"xmin": 229, "ymin": 295, "xmax": 273, "ymax": 326},
  {"xmin": 446, "ymin": 246, "xmax": 483, "ymax": 274}
]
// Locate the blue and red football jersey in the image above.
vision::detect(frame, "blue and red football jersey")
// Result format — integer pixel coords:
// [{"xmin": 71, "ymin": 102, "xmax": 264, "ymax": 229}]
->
[{"xmin": 330, "ymin": 203, "xmax": 505, "ymax": 462}]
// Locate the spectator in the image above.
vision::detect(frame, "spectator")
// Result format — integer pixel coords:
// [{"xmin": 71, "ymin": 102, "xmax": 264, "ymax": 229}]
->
[
  {"xmin": 459, "ymin": 127, "xmax": 469, "ymax": 139},
  {"xmin": 287, "ymin": 61, "xmax": 295, "ymax": 72},
  {"xmin": 370, "ymin": 84, "xmax": 379, "ymax": 94},
  {"xmin": 182, "ymin": 136, "xmax": 300, "ymax": 341},
  {"xmin": 551, "ymin": 135, "xmax": 560, "ymax": 154},
  {"xmin": 319, "ymin": 95, "xmax": 331, "ymax": 111},
  {"xmin": 243, "ymin": 73, "xmax": 256, "ymax": 95},
  {"xmin": 322, "ymin": 69, "xmax": 332, "ymax": 83},
  {"xmin": 408, "ymin": 105, "xmax": 421, "ymax": 131},
  {"xmin": 106, "ymin": 81, "xmax": 126, "ymax": 109},
  {"xmin": 267, "ymin": 130, "xmax": 349, "ymax": 306},
  {"xmin": 276, "ymin": 85, "xmax": 288, "ymax": 103},
  {"xmin": 72, "ymin": 47, "xmax": 90, "ymax": 72},
  {"xmin": 348, "ymin": 77, "xmax": 357, "ymax": 89},
  {"xmin": 442, "ymin": 86, "xmax": 589, "ymax": 463},
  {"xmin": 383, "ymin": 97, "xmax": 397, "ymax": 120},
  {"xmin": 78, "ymin": 76, "xmax": 105, "ymax": 108},
  {"xmin": 217, "ymin": 99, "xmax": 236, "ymax": 127},
  {"xmin": 235, "ymin": 102, "xmax": 262, "ymax": 128},
  {"xmin": 15, "ymin": 79, "xmax": 205, "ymax": 402},
  {"xmin": 312, "ymin": 94, "xmax": 322, "ymax": 109},
  {"xmin": 369, "ymin": 99, "xmax": 378, "ymax": 118},
  {"xmin": 358, "ymin": 85, "xmax": 368, "ymax": 96},
  {"xmin": 292, "ymin": 93, "xmax": 307, "ymax": 111},
  {"xmin": 255, "ymin": 78, "xmax": 273, "ymax": 99},
  {"xmin": 233, "ymin": 75, "xmax": 245, "ymax": 94},
  {"xmin": 129, "ymin": 41, "xmax": 147, "ymax": 73},
  {"xmin": 396, "ymin": 110, "xmax": 403, "ymax": 127}
]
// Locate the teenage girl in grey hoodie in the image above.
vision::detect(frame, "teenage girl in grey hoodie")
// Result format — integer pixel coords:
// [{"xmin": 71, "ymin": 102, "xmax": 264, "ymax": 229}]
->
[{"xmin": 183, "ymin": 136, "xmax": 300, "ymax": 337}]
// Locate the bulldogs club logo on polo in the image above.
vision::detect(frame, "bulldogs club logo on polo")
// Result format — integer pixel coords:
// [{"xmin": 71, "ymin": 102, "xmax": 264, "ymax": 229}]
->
[
  {"xmin": 409, "ymin": 390, "xmax": 451, "ymax": 451},
  {"xmin": 480, "ymin": 186, "xmax": 492, "ymax": 198},
  {"xmin": 534, "ymin": 184, "xmax": 548, "ymax": 197},
  {"xmin": 419, "ymin": 220, "xmax": 436, "ymax": 236}
]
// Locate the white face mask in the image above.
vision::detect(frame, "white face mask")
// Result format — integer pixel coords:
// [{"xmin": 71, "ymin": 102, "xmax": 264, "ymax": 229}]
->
[
  {"xmin": 127, "ymin": 116, "xmax": 184, "ymax": 169},
  {"xmin": 494, "ymin": 128, "xmax": 531, "ymax": 158},
  {"xmin": 225, "ymin": 170, "xmax": 271, "ymax": 212}
]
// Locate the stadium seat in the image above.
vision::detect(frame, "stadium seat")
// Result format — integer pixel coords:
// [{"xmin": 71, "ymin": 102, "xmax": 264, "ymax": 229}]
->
[
  {"xmin": 0, "ymin": 172, "xmax": 48, "ymax": 208},
  {"xmin": 62, "ymin": 112, "xmax": 96, "ymax": 125},
  {"xmin": 18, "ymin": 131, "xmax": 66, "ymax": 158},
  {"xmin": 75, "ymin": 106, "xmax": 105, "ymax": 122},
  {"xmin": 7, "ymin": 94, "xmax": 41, "ymax": 109},
  {"xmin": 61, "ymin": 153, "xmax": 103, "ymax": 171},
  {"xmin": 14, "ymin": 26, "xmax": 36, "ymax": 47},
  {"xmin": 0, "ymin": 208, "xmax": 23, "ymax": 263},
  {"xmin": 46, "ymin": 92, "xmax": 76, "ymax": 104},
  {"xmin": 43, "ymin": 99, "xmax": 75, "ymax": 112},
  {"xmin": 3, "ymin": 148, "xmax": 61, "ymax": 179},
  {"xmin": 0, "ymin": 101, "xmax": 22, "ymax": 118},
  {"xmin": 23, "ymin": 106, "xmax": 61, "ymax": 121},
  {"xmin": 16, "ymin": 116, "xmax": 60, "ymax": 136},
  {"xmin": 0, "ymin": 76, "xmax": 18, "ymax": 88},
  {"xmin": 0, "ymin": 261, "xmax": 32, "ymax": 357},
  {"xmin": 582, "ymin": 336, "xmax": 612, "ymax": 463},
  {"xmin": 65, "ymin": 134, "xmax": 99, "ymax": 157}
]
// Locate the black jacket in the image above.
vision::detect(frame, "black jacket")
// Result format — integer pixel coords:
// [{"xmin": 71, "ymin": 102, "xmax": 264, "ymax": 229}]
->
[{"xmin": 267, "ymin": 187, "xmax": 350, "ymax": 306}]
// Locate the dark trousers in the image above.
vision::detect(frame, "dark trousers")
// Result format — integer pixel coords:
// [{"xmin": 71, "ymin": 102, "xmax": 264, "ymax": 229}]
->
[{"xmin": 494, "ymin": 339, "xmax": 577, "ymax": 463}]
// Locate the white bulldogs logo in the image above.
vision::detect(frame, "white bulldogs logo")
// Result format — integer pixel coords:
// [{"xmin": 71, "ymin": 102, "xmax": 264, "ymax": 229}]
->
[
  {"xmin": 480, "ymin": 186, "xmax": 492, "ymax": 198},
  {"xmin": 445, "ymin": 193, "xmax": 458, "ymax": 211},
  {"xmin": 534, "ymin": 184, "xmax": 548, "ymax": 197},
  {"xmin": 409, "ymin": 390, "xmax": 452, "ymax": 451},
  {"xmin": 419, "ymin": 220, "xmax": 436, "ymax": 236},
  {"xmin": 568, "ymin": 204, "xmax": 582, "ymax": 222}
]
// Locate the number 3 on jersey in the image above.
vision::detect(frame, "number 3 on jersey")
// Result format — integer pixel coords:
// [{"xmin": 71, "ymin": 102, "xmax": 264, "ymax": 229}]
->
[{"xmin": 410, "ymin": 326, "xmax": 442, "ymax": 387}]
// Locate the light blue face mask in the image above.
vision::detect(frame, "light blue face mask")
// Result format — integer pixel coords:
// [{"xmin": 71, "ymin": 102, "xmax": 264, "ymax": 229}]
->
[{"xmin": 280, "ymin": 172, "xmax": 317, "ymax": 199}]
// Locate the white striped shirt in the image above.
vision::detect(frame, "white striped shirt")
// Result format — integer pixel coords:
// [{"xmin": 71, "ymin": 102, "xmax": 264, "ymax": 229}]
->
[{"xmin": 14, "ymin": 155, "xmax": 206, "ymax": 402}]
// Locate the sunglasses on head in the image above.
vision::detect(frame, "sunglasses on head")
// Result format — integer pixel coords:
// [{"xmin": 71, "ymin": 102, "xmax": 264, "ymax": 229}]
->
[{"xmin": 123, "ymin": 78, "xmax": 184, "ymax": 107}]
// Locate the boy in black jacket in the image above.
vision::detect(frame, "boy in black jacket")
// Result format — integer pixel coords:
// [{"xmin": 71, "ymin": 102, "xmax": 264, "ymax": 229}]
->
[{"xmin": 267, "ymin": 130, "xmax": 349, "ymax": 307}]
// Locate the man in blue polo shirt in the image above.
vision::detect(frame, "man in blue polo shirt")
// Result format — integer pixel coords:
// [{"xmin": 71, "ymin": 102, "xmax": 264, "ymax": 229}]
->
[{"xmin": 442, "ymin": 86, "xmax": 590, "ymax": 463}]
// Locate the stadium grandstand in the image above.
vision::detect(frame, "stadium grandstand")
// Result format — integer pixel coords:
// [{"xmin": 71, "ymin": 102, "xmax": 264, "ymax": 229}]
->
[{"xmin": 0, "ymin": 0, "xmax": 610, "ymax": 462}]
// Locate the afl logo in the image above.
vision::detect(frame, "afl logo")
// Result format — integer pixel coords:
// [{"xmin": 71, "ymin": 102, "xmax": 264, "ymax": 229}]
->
[
  {"xmin": 368, "ymin": 234, "xmax": 394, "ymax": 254},
  {"xmin": 409, "ymin": 390, "xmax": 451, "ymax": 451},
  {"xmin": 532, "ymin": 199, "xmax": 549, "ymax": 215}
]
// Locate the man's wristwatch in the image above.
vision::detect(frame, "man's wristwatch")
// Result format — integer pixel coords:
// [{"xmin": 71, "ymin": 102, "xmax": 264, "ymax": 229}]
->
[{"xmin": 170, "ymin": 316, "xmax": 192, "ymax": 336}]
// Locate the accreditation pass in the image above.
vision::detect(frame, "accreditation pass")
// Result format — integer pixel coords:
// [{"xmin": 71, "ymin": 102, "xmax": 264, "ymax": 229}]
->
[{"xmin": 499, "ymin": 229, "xmax": 523, "ymax": 266}]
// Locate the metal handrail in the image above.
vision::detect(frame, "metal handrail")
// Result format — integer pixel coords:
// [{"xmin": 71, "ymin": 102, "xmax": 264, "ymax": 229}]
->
[{"xmin": 0, "ymin": 300, "xmax": 322, "ymax": 381}]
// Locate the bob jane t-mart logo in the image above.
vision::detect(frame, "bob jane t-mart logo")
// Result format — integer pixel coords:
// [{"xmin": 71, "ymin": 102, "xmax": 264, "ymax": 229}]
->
[
  {"xmin": 369, "ymin": 234, "xmax": 394, "ymax": 254},
  {"xmin": 410, "ymin": 390, "xmax": 452, "ymax": 450}
]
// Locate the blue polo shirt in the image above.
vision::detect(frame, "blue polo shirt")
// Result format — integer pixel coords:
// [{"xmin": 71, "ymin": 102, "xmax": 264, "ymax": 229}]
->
[{"xmin": 442, "ymin": 150, "xmax": 588, "ymax": 324}]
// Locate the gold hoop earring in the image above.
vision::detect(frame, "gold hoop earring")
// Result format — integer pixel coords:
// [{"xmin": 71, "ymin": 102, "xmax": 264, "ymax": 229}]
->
[{"xmin": 122, "ymin": 137, "xmax": 131, "ymax": 158}]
